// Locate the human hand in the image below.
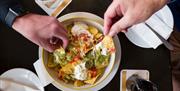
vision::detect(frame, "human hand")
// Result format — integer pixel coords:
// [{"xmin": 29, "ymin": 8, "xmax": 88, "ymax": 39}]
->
[
  {"xmin": 12, "ymin": 13, "xmax": 68, "ymax": 52},
  {"xmin": 104, "ymin": 0, "xmax": 168, "ymax": 36}
]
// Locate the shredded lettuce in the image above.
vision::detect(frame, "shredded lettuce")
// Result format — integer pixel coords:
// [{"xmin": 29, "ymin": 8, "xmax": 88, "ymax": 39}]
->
[
  {"xmin": 83, "ymin": 51, "xmax": 95, "ymax": 69},
  {"xmin": 47, "ymin": 54, "xmax": 58, "ymax": 68},
  {"xmin": 94, "ymin": 54, "xmax": 110, "ymax": 69},
  {"xmin": 93, "ymin": 47, "xmax": 110, "ymax": 69},
  {"xmin": 53, "ymin": 48, "xmax": 67, "ymax": 67}
]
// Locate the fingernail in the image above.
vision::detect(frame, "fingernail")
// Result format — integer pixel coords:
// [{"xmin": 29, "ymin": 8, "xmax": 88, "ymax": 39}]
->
[
  {"xmin": 63, "ymin": 45, "xmax": 66, "ymax": 50},
  {"xmin": 108, "ymin": 32, "xmax": 114, "ymax": 37},
  {"xmin": 121, "ymin": 30, "xmax": 127, "ymax": 33}
]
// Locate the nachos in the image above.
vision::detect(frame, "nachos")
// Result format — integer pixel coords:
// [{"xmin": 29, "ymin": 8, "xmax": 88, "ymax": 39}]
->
[{"xmin": 47, "ymin": 22, "xmax": 115, "ymax": 87}]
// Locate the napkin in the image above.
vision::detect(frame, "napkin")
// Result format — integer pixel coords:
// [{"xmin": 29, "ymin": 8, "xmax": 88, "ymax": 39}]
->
[
  {"xmin": 33, "ymin": 59, "xmax": 54, "ymax": 87},
  {"xmin": 126, "ymin": 9, "xmax": 173, "ymax": 49},
  {"xmin": 35, "ymin": 0, "xmax": 72, "ymax": 17}
]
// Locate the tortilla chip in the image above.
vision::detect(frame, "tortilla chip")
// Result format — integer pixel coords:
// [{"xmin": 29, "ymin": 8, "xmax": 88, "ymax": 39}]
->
[
  {"xmin": 60, "ymin": 63, "xmax": 74, "ymax": 74},
  {"xmin": 74, "ymin": 80, "xmax": 85, "ymax": 87},
  {"xmin": 95, "ymin": 33, "xmax": 103, "ymax": 39},
  {"xmin": 47, "ymin": 54, "xmax": 58, "ymax": 68},
  {"xmin": 89, "ymin": 26, "xmax": 98, "ymax": 36},
  {"xmin": 102, "ymin": 36, "xmax": 115, "ymax": 49},
  {"xmin": 84, "ymin": 74, "xmax": 100, "ymax": 85}
]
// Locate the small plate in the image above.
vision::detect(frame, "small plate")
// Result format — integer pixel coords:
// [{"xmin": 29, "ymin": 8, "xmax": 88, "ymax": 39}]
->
[
  {"xmin": 0, "ymin": 68, "xmax": 44, "ymax": 91},
  {"xmin": 125, "ymin": 5, "xmax": 174, "ymax": 48}
]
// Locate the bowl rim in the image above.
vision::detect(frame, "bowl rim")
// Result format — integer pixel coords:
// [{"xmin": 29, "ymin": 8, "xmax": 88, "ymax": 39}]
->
[
  {"xmin": 41, "ymin": 18, "xmax": 116, "ymax": 90},
  {"xmin": 42, "ymin": 49, "xmax": 115, "ymax": 90}
]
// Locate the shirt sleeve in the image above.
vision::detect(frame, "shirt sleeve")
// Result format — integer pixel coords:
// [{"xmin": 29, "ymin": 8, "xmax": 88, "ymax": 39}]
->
[
  {"xmin": 168, "ymin": 0, "xmax": 180, "ymax": 32},
  {"xmin": 0, "ymin": 0, "xmax": 21, "ymax": 25},
  {"xmin": 169, "ymin": 0, "xmax": 177, "ymax": 3}
]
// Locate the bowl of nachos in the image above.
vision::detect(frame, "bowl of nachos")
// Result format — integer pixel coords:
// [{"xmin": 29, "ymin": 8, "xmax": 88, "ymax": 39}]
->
[{"xmin": 40, "ymin": 12, "xmax": 119, "ymax": 91}]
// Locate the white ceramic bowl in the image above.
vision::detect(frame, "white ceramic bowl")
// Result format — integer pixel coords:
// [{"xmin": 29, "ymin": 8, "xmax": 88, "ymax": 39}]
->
[{"xmin": 40, "ymin": 12, "xmax": 121, "ymax": 91}]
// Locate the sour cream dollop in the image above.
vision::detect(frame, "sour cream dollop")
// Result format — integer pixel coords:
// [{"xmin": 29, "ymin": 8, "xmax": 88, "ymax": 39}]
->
[
  {"xmin": 74, "ymin": 62, "xmax": 88, "ymax": 80},
  {"xmin": 94, "ymin": 42, "xmax": 108, "ymax": 56},
  {"xmin": 71, "ymin": 22, "xmax": 92, "ymax": 37}
]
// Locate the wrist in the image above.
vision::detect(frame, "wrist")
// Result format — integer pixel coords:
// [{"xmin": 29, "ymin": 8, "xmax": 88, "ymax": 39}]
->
[
  {"xmin": 151, "ymin": 0, "xmax": 168, "ymax": 12},
  {"xmin": 5, "ymin": 4, "xmax": 29, "ymax": 28},
  {"xmin": 157, "ymin": 0, "xmax": 169, "ymax": 5},
  {"xmin": 153, "ymin": 0, "xmax": 169, "ymax": 5},
  {"xmin": 12, "ymin": 13, "xmax": 33, "ymax": 32}
]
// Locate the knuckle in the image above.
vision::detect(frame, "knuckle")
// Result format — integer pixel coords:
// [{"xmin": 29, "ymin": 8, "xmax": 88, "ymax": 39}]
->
[
  {"xmin": 51, "ymin": 23, "xmax": 59, "ymax": 32},
  {"xmin": 114, "ymin": 26, "xmax": 121, "ymax": 33},
  {"xmin": 114, "ymin": 21, "xmax": 124, "ymax": 30},
  {"xmin": 128, "ymin": 11, "xmax": 145, "ymax": 24},
  {"xmin": 50, "ymin": 16, "xmax": 57, "ymax": 21},
  {"xmin": 128, "ymin": 13, "xmax": 138, "ymax": 21},
  {"xmin": 111, "ymin": 25, "xmax": 119, "ymax": 33},
  {"xmin": 116, "ymin": 26, "xmax": 122, "ymax": 31}
]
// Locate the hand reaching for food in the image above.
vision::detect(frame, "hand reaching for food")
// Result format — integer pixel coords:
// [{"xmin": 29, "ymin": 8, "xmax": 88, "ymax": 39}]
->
[
  {"xmin": 12, "ymin": 13, "xmax": 69, "ymax": 52},
  {"xmin": 104, "ymin": 0, "xmax": 168, "ymax": 36}
]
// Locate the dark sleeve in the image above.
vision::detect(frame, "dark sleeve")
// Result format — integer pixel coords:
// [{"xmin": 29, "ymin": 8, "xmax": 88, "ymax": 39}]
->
[
  {"xmin": 168, "ymin": 0, "xmax": 180, "ymax": 32},
  {"xmin": 0, "ymin": 0, "xmax": 21, "ymax": 25},
  {"xmin": 170, "ymin": 0, "xmax": 177, "ymax": 3}
]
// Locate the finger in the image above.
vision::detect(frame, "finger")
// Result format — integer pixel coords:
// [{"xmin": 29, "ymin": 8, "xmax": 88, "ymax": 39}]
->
[
  {"xmin": 108, "ymin": 12, "xmax": 132, "ymax": 37},
  {"xmin": 121, "ymin": 30, "xmax": 127, "ymax": 33},
  {"xmin": 49, "ymin": 37, "xmax": 59, "ymax": 44},
  {"xmin": 58, "ymin": 21, "xmax": 68, "ymax": 33},
  {"xmin": 49, "ymin": 38, "xmax": 64, "ymax": 50},
  {"xmin": 53, "ymin": 28, "xmax": 69, "ymax": 49},
  {"xmin": 104, "ymin": 1, "xmax": 123, "ymax": 35},
  {"xmin": 104, "ymin": 2, "xmax": 117, "ymax": 35},
  {"xmin": 43, "ymin": 39, "xmax": 56, "ymax": 52}
]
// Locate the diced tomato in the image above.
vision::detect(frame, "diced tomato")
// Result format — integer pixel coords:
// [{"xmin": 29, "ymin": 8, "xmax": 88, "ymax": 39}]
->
[
  {"xmin": 74, "ymin": 56, "xmax": 80, "ymax": 61},
  {"xmin": 73, "ymin": 36, "xmax": 78, "ymax": 41},
  {"xmin": 70, "ymin": 55, "xmax": 80, "ymax": 64},
  {"xmin": 83, "ymin": 37, "xmax": 88, "ymax": 41},
  {"xmin": 90, "ymin": 68, "xmax": 97, "ymax": 77},
  {"xmin": 109, "ymin": 48, "xmax": 115, "ymax": 53},
  {"xmin": 79, "ymin": 34, "xmax": 89, "ymax": 41},
  {"xmin": 58, "ymin": 70, "xmax": 64, "ymax": 79}
]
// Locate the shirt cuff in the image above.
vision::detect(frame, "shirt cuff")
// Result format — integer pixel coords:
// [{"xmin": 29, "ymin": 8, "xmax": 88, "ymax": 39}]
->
[{"xmin": 0, "ymin": 1, "xmax": 23, "ymax": 28}]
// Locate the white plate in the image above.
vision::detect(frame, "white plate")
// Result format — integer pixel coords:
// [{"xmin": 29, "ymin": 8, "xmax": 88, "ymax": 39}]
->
[
  {"xmin": 125, "ymin": 5, "xmax": 174, "ymax": 48},
  {"xmin": 0, "ymin": 68, "xmax": 44, "ymax": 91},
  {"xmin": 39, "ymin": 12, "xmax": 121, "ymax": 91}
]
